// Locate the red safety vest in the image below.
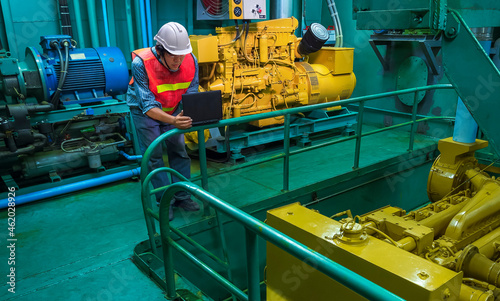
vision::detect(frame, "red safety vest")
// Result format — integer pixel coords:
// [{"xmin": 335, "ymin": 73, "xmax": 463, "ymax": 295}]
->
[{"xmin": 129, "ymin": 48, "xmax": 196, "ymax": 114}]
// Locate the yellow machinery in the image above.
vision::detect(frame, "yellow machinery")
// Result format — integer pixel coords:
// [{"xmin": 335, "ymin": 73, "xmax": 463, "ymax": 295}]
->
[
  {"xmin": 267, "ymin": 138, "xmax": 500, "ymax": 300},
  {"xmin": 190, "ymin": 17, "xmax": 356, "ymax": 128}
]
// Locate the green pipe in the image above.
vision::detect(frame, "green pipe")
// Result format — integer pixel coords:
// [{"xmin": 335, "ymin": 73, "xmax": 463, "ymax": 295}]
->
[
  {"xmin": 106, "ymin": 0, "xmax": 117, "ymax": 46},
  {"xmin": 151, "ymin": 0, "xmax": 158, "ymax": 34},
  {"xmin": 197, "ymin": 129, "xmax": 211, "ymax": 217},
  {"xmin": 167, "ymin": 237, "xmax": 249, "ymax": 301},
  {"xmin": 245, "ymin": 229, "xmax": 260, "ymax": 301},
  {"xmin": 409, "ymin": 92, "xmax": 419, "ymax": 151},
  {"xmin": 283, "ymin": 114, "xmax": 291, "ymax": 191},
  {"xmin": 353, "ymin": 101, "xmax": 365, "ymax": 169},
  {"xmin": 125, "ymin": 0, "xmax": 135, "ymax": 52},
  {"xmin": 159, "ymin": 182, "xmax": 405, "ymax": 301},
  {"xmin": 133, "ymin": 0, "xmax": 143, "ymax": 50},
  {"xmin": 86, "ymin": 0, "xmax": 100, "ymax": 47},
  {"xmin": 72, "ymin": 0, "xmax": 86, "ymax": 47},
  {"xmin": 215, "ymin": 209, "xmax": 235, "ymax": 289}
]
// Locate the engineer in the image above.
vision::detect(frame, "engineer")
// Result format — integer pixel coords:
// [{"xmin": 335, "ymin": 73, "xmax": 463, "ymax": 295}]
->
[{"xmin": 127, "ymin": 22, "xmax": 200, "ymax": 221}]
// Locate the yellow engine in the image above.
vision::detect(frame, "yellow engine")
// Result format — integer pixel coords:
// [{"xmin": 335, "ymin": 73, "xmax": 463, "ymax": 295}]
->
[
  {"xmin": 267, "ymin": 138, "xmax": 500, "ymax": 300},
  {"xmin": 190, "ymin": 17, "xmax": 356, "ymax": 127}
]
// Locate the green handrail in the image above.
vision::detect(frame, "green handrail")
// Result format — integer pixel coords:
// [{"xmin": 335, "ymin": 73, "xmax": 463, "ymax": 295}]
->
[
  {"xmin": 139, "ymin": 84, "xmax": 454, "ymax": 299},
  {"xmin": 159, "ymin": 181, "xmax": 405, "ymax": 301}
]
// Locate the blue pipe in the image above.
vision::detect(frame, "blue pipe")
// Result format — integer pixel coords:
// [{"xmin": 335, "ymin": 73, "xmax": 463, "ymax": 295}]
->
[
  {"xmin": 0, "ymin": 168, "xmax": 140, "ymax": 209},
  {"xmin": 145, "ymin": 0, "xmax": 153, "ymax": 47},
  {"xmin": 101, "ymin": 0, "xmax": 111, "ymax": 47},
  {"xmin": 453, "ymin": 40, "xmax": 492, "ymax": 143},
  {"xmin": 119, "ymin": 150, "xmax": 143, "ymax": 160},
  {"xmin": 139, "ymin": 0, "xmax": 148, "ymax": 48}
]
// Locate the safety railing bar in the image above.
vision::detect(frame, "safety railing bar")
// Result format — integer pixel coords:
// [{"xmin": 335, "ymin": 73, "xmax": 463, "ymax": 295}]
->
[
  {"xmin": 140, "ymin": 84, "xmax": 454, "ymax": 182},
  {"xmin": 245, "ymin": 229, "xmax": 260, "ymax": 301},
  {"xmin": 168, "ymin": 237, "xmax": 249, "ymax": 301},
  {"xmin": 409, "ymin": 92, "xmax": 419, "ymax": 151},
  {"xmin": 353, "ymin": 100, "xmax": 365, "ymax": 169},
  {"xmin": 147, "ymin": 208, "xmax": 159, "ymax": 221},
  {"xmin": 289, "ymin": 116, "xmax": 454, "ymax": 157},
  {"xmin": 169, "ymin": 224, "xmax": 230, "ymax": 270},
  {"xmin": 159, "ymin": 182, "xmax": 405, "ymax": 301},
  {"xmin": 283, "ymin": 114, "xmax": 291, "ymax": 191},
  {"xmin": 214, "ymin": 210, "xmax": 235, "ymax": 285},
  {"xmin": 142, "ymin": 167, "xmax": 189, "ymax": 197}
]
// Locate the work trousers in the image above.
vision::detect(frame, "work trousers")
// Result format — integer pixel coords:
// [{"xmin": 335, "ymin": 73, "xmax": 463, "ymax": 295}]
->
[{"xmin": 130, "ymin": 107, "xmax": 191, "ymax": 202}]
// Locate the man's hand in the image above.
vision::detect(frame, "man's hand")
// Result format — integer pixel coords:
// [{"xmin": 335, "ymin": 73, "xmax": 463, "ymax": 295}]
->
[{"xmin": 173, "ymin": 110, "xmax": 192, "ymax": 129}]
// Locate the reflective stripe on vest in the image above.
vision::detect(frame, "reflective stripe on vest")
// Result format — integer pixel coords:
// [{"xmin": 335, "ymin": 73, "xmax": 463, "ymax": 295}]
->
[{"xmin": 157, "ymin": 82, "xmax": 191, "ymax": 94}]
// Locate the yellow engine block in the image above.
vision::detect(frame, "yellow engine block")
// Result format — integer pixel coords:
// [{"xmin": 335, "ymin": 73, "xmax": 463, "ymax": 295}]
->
[
  {"xmin": 267, "ymin": 138, "xmax": 500, "ymax": 300},
  {"xmin": 190, "ymin": 17, "xmax": 356, "ymax": 127}
]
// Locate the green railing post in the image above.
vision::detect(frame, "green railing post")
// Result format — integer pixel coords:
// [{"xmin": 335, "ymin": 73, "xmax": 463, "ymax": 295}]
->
[
  {"xmin": 353, "ymin": 101, "xmax": 365, "ymax": 169},
  {"xmin": 245, "ymin": 229, "xmax": 260, "ymax": 301},
  {"xmin": 283, "ymin": 114, "xmax": 291, "ymax": 191},
  {"xmin": 408, "ymin": 92, "xmax": 419, "ymax": 152},
  {"xmin": 160, "ymin": 206, "xmax": 177, "ymax": 299},
  {"xmin": 197, "ymin": 129, "xmax": 211, "ymax": 217}
]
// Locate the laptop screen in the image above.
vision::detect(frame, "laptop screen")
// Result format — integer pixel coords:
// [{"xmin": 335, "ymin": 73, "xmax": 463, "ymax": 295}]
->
[{"xmin": 181, "ymin": 90, "xmax": 223, "ymax": 126}]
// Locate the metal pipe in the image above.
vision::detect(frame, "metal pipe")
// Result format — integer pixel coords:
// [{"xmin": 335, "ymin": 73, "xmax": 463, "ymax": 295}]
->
[
  {"xmin": 408, "ymin": 92, "xmax": 419, "ymax": 151},
  {"xmin": 86, "ymin": 0, "xmax": 100, "ymax": 47},
  {"xmin": 119, "ymin": 150, "xmax": 142, "ymax": 160},
  {"xmin": 353, "ymin": 101, "xmax": 365, "ymax": 169},
  {"xmin": 139, "ymin": 0, "xmax": 148, "ymax": 48},
  {"xmin": 100, "ymin": 0, "xmax": 110, "ymax": 46},
  {"xmin": 72, "ymin": 0, "xmax": 86, "ymax": 47},
  {"xmin": 0, "ymin": 168, "xmax": 141, "ymax": 209},
  {"xmin": 283, "ymin": 114, "xmax": 290, "ymax": 191},
  {"xmin": 271, "ymin": 0, "xmax": 293, "ymax": 19},
  {"xmin": 452, "ymin": 32, "xmax": 492, "ymax": 143},
  {"xmin": 125, "ymin": 0, "xmax": 135, "ymax": 52},
  {"xmin": 133, "ymin": 0, "xmax": 143, "ymax": 49},
  {"xmin": 246, "ymin": 229, "xmax": 260, "ymax": 301},
  {"xmin": 145, "ymin": 0, "xmax": 153, "ymax": 47},
  {"xmin": 160, "ymin": 182, "xmax": 405, "ymax": 301},
  {"xmin": 106, "ymin": 0, "xmax": 117, "ymax": 46}
]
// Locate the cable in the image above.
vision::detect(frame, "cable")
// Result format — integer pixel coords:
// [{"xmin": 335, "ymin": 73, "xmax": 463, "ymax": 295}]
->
[{"xmin": 51, "ymin": 41, "xmax": 70, "ymax": 108}]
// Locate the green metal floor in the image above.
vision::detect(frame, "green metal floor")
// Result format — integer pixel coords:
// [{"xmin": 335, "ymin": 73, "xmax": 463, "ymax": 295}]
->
[{"xmin": 1, "ymin": 126, "xmax": 440, "ymax": 300}]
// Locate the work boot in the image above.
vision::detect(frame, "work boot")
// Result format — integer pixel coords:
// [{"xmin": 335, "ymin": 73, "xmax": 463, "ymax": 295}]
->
[{"xmin": 173, "ymin": 198, "xmax": 200, "ymax": 211}]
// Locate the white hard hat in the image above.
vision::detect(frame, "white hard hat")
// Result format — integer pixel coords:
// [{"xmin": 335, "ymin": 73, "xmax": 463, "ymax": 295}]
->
[{"xmin": 154, "ymin": 22, "xmax": 192, "ymax": 55}]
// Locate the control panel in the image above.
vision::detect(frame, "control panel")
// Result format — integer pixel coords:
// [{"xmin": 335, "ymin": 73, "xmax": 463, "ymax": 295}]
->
[{"xmin": 229, "ymin": 0, "xmax": 266, "ymax": 20}]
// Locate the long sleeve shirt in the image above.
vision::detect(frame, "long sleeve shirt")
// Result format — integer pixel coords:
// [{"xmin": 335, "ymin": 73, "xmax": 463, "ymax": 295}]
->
[{"xmin": 126, "ymin": 47, "xmax": 199, "ymax": 114}]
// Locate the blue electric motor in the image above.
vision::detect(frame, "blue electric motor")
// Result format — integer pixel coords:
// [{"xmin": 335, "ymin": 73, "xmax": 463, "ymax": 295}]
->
[{"xmin": 0, "ymin": 35, "xmax": 129, "ymax": 106}]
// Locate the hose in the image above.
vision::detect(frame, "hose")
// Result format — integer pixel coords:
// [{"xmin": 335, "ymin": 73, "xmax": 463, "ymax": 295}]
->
[
  {"xmin": 326, "ymin": 0, "xmax": 343, "ymax": 47},
  {"xmin": 51, "ymin": 42, "xmax": 70, "ymax": 107}
]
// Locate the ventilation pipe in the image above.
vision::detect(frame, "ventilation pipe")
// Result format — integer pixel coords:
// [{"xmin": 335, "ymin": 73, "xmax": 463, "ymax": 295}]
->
[{"xmin": 453, "ymin": 28, "xmax": 492, "ymax": 143}]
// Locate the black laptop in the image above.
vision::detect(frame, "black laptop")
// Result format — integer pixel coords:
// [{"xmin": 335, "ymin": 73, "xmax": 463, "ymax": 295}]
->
[{"xmin": 182, "ymin": 90, "xmax": 223, "ymax": 126}]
